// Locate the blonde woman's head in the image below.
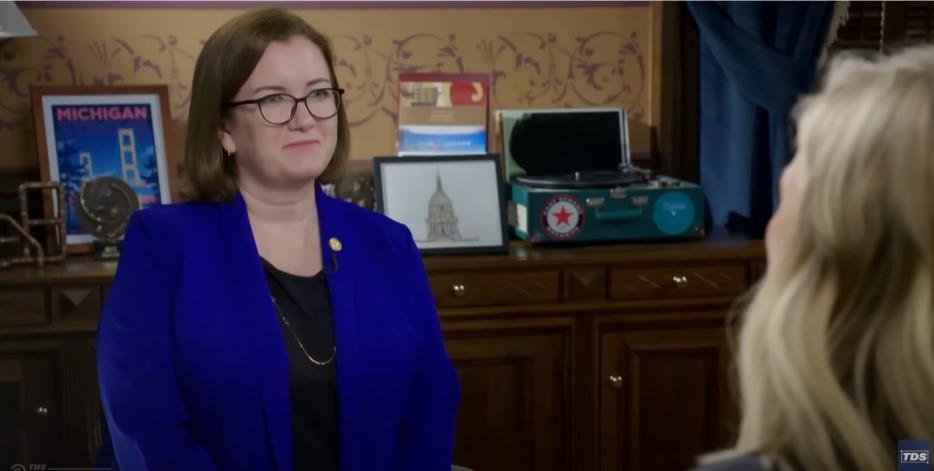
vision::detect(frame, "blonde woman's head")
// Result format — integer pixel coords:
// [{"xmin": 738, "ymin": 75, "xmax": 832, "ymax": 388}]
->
[{"xmin": 713, "ymin": 44, "xmax": 934, "ymax": 470}]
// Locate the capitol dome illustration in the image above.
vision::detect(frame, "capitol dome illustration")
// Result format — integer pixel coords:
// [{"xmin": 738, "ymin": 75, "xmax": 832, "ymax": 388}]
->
[{"xmin": 425, "ymin": 169, "xmax": 467, "ymax": 242}]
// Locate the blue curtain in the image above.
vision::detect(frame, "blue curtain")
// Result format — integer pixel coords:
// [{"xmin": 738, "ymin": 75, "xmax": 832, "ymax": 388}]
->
[{"xmin": 688, "ymin": 1, "xmax": 835, "ymax": 237}]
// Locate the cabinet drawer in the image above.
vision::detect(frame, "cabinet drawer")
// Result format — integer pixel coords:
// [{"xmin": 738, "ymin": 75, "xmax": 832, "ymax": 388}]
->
[
  {"xmin": 608, "ymin": 264, "xmax": 748, "ymax": 301},
  {"xmin": 0, "ymin": 289, "xmax": 48, "ymax": 326},
  {"xmin": 431, "ymin": 271, "xmax": 561, "ymax": 307},
  {"xmin": 51, "ymin": 285, "xmax": 103, "ymax": 322}
]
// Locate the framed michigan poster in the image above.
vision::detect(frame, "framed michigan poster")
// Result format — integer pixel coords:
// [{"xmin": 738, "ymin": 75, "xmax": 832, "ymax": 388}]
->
[{"xmin": 30, "ymin": 85, "xmax": 177, "ymax": 253}]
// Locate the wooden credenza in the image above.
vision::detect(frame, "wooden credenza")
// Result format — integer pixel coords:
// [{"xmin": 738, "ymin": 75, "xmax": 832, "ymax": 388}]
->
[{"xmin": 0, "ymin": 232, "xmax": 764, "ymax": 471}]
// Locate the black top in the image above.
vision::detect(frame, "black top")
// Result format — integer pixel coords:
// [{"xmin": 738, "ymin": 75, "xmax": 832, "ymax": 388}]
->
[
  {"xmin": 262, "ymin": 258, "xmax": 338, "ymax": 471},
  {"xmin": 689, "ymin": 454, "xmax": 781, "ymax": 471}
]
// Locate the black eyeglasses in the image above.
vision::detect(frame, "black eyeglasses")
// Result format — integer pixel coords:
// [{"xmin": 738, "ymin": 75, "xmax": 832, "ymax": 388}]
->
[{"xmin": 225, "ymin": 88, "xmax": 345, "ymax": 125}]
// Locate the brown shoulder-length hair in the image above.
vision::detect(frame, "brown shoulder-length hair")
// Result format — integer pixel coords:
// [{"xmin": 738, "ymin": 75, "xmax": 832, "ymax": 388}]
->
[{"xmin": 179, "ymin": 8, "xmax": 350, "ymax": 202}]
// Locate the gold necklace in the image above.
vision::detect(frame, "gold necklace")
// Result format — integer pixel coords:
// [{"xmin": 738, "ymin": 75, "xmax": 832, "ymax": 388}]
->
[{"xmin": 271, "ymin": 296, "xmax": 336, "ymax": 366}]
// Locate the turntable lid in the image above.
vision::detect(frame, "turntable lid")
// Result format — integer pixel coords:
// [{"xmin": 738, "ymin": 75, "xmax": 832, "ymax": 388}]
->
[{"xmin": 499, "ymin": 108, "xmax": 631, "ymax": 180}]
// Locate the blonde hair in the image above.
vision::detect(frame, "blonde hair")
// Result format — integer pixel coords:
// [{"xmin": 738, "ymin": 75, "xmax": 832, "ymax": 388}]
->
[{"xmin": 705, "ymin": 44, "xmax": 934, "ymax": 470}]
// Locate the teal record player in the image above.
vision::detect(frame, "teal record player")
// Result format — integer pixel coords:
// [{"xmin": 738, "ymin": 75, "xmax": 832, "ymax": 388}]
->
[
  {"xmin": 496, "ymin": 107, "xmax": 706, "ymax": 243},
  {"xmin": 509, "ymin": 169, "xmax": 706, "ymax": 243}
]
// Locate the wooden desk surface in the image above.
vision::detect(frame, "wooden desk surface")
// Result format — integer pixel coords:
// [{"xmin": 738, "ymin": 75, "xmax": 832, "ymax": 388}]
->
[{"xmin": 0, "ymin": 230, "xmax": 763, "ymax": 285}]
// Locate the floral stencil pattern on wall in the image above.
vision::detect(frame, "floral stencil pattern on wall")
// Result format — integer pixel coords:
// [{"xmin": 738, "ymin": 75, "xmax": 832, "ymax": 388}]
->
[{"xmin": 0, "ymin": 12, "xmax": 648, "ymax": 165}]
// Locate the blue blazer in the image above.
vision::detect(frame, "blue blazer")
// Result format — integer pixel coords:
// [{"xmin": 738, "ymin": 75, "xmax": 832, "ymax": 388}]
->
[{"xmin": 96, "ymin": 185, "xmax": 461, "ymax": 471}]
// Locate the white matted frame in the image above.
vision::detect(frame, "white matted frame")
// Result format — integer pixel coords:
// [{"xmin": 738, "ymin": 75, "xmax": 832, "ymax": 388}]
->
[{"xmin": 373, "ymin": 154, "xmax": 509, "ymax": 255}]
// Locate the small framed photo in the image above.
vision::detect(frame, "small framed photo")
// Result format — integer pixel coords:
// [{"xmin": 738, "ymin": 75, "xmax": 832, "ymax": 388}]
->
[
  {"xmin": 396, "ymin": 73, "xmax": 490, "ymax": 156},
  {"xmin": 30, "ymin": 85, "xmax": 177, "ymax": 253},
  {"xmin": 373, "ymin": 154, "xmax": 509, "ymax": 255}
]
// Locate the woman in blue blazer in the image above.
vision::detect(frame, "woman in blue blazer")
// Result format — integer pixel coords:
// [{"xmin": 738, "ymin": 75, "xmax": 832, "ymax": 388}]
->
[{"xmin": 96, "ymin": 8, "xmax": 460, "ymax": 471}]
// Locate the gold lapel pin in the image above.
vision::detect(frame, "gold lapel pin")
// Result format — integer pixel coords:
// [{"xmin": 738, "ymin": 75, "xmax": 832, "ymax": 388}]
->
[{"xmin": 329, "ymin": 237, "xmax": 343, "ymax": 252}]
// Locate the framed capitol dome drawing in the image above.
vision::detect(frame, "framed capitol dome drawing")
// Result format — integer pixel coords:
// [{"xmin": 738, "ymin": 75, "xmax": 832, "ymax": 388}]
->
[{"xmin": 372, "ymin": 154, "xmax": 509, "ymax": 255}]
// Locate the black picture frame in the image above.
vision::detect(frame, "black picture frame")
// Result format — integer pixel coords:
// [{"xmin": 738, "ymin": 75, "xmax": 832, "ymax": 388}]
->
[{"xmin": 372, "ymin": 153, "xmax": 509, "ymax": 256}]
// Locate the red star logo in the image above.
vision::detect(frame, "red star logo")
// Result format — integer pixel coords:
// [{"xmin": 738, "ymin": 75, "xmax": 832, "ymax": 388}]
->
[{"xmin": 552, "ymin": 205, "xmax": 572, "ymax": 226}]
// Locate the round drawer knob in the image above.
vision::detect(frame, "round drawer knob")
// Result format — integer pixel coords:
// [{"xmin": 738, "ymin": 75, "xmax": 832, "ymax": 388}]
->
[
  {"xmin": 34, "ymin": 406, "xmax": 49, "ymax": 418},
  {"xmin": 672, "ymin": 275, "xmax": 688, "ymax": 288},
  {"xmin": 451, "ymin": 284, "xmax": 466, "ymax": 297},
  {"xmin": 608, "ymin": 375, "xmax": 623, "ymax": 389}
]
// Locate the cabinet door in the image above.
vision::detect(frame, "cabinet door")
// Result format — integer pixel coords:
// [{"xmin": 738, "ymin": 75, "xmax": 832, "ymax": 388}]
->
[
  {"xmin": 60, "ymin": 340, "xmax": 103, "ymax": 467},
  {"xmin": 599, "ymin": 326, "xmax": 734, "ymax": 471},
  {"xmin": 445, "ymin": 328, "xmax": 570, "ymax": 471},
  {"xmin": 0, "ymin": 350, "xmax": 59, "ymax": 468}
]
